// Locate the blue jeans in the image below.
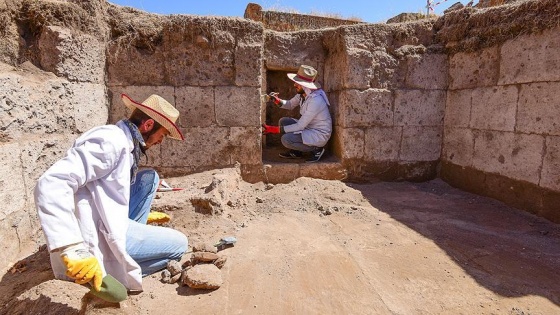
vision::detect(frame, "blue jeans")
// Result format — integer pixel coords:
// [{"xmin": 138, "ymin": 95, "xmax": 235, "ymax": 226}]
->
[
  {"xmin": 279, "ymin": 117, "xmax": 318, "ymax": 152},
  {"xmin": 126, "ymin": 169, "xmax": 188, "ymax": 276}
]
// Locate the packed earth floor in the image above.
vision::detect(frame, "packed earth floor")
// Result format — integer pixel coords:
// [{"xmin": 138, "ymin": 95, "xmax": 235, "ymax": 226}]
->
[{"xmin": 1, "ymin": 167, "xmax": 559, "ymax": 314}]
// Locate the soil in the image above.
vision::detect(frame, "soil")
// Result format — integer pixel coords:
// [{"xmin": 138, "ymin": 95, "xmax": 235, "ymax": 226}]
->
[{"xmin": 1, "ymin": 166, "xmax": 560, "ymax": 314}]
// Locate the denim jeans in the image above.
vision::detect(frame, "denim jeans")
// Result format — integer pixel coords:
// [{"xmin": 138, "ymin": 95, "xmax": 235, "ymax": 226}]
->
[
  {"xmin": 279, "ymin": 117, "xmax": 317, "ymax": 152},
  {"xmin": 126, "ymin": 169, "xmax": 188, "ymax": 276}
]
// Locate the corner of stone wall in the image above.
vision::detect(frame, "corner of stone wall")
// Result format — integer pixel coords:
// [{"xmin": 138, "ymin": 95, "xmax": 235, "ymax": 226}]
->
[
  {"xmin": 439, "ymin": 0, "xmax": 560, "ymax": 222},
  {"xmin": 0, "ymin": 0, "xmax": 109, "ymax": 270}
]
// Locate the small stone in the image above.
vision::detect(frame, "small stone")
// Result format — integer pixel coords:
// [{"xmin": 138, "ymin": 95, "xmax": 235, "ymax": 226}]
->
[
  {"xmin": 214, "ymin": 255, "xmax": 227, "ymax": 269},
  {"xmin": 183, "ymin": 264, "xmax": 223, "ymax": 289},
  {"xmin": 265, "ymin": 183, "xmax": 274, "ymax": 190},
  {"xmin": 161, "ymin": 269, "xmax": 171, "ymax": 283},
  {"xmin": 191, "ymin": 252, "xmax": 220, "ymax": 265},
  {"xmin": 192, "ymin": 241, "xmax": 218, "ymax": 254},
  {"xmin": 167, "ymin": 260, "xmax": 182, "ymax": 276},
  {"xmin": 256, "ymin": 197, "xmax": 264, "ymax": 203},
  {"xmin": 170, "ymin": 273, "xmax": 182, "ymax": 284}
]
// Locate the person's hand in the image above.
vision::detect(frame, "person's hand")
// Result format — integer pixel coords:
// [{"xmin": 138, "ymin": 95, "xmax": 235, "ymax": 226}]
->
[
  {"xmin": 261, "ymin": 124, "xmax": 280, "ymax": 135},
  {"xmin": 268, "ymin": 92, "xmax": 281, "ymax": 105},
  {"xmin": 147, "ymin": 211, "xmax": 171, "ymax": 224},
  {"xmin": 61, "ymin": 243, "xmax": 103, "ymax": 291}
]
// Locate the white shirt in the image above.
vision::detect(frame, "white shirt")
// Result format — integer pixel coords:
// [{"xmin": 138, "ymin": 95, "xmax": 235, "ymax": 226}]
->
[
  {"xmin": 281, "ymin": 89, "xmax": 332, "ymax": 147},
  {"xmin": 34, "ymin": 120, "xmax": 143, "ymax": 291}
]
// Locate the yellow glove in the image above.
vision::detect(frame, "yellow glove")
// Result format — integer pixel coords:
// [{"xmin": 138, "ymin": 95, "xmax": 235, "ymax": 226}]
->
[
  {"xmin": 147, "ymin": 211, "xmax": 170, "ymax": 224},
  {"xmin": 61, "ymin": 243, "xmax": 103, "ymax": 291}
]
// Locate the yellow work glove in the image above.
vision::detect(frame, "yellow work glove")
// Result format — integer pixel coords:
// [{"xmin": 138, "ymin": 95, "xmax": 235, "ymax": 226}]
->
[
  {"xmin": 147, "ymin": 211, "xmax": 170, "ymax": 224},
  {"xmin": 61, "ymin": 243, "xmax": 103, "ymax": 291}
]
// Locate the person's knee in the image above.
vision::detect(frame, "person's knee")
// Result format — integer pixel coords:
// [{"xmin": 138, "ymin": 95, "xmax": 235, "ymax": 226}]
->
[
  {"xmin": 138, "ymin": 169, "xmax": 159, "ymax": 191},
  {"xmin": 170, "ymin": 230, "xmax": 188, "ymax": 259},
  {"xmin": 281, "ymin": 134, "xmax": 288, "ymax": 146}
]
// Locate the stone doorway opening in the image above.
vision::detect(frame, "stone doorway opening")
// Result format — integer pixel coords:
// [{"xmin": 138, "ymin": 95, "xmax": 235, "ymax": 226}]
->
[
  {"xmin": 262, "ymin": 69, "xmax": 301, "ymax": 162},
  {"xmin": 262, "ymin": 69, "xmax": 338, "ymax": 165}
]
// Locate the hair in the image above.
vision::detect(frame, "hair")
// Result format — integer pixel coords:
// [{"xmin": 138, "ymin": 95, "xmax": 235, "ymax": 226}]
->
[{"xmin": 129, "ymin": 109, "xmax": 164, "ymax": 137}]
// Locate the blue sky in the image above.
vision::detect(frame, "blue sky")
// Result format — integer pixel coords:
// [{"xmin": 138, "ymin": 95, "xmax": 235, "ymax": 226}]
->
[{"xmin": 108, "ymin": 0, "xmax": 469, "ymax": 23}]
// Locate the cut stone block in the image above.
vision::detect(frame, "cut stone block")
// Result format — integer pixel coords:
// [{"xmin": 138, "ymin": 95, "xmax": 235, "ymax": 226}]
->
[
  {"xmin": 364, "ymin": 127, "xmax": 402, "ymax": 161},
  {"xmin": 540, "ymin": 136, "xmax": 560, "ymax": 191},
  {"xmin": 518, "ymin": 82, "xmax": 560, "ymax": 136},
  {"xmin": 235, "ymin": 44, "xmax": 263, "ymax": 87},
  {"xmin": 0, "ymin": 142, "xmax": 25, "ymax": 221},
  {"xmin": 394, "ymin": 90, "xmax": 446, "ymax": 127},
  {"xmin": 39, "ymin": 26, "xmax": 105, "ymax": 83},
  {"xmin": 66, "ymin": 82, "xmax": 107, "ymax": 133},
  {"xmin": 472, "ymin": 131, "xmax": 544, "ymax": 184},
  {"xmin": 333, "ymin": 127, "xmax": 364, "ymax": 160},
  {"xmin": 229, "ymin": 127, "xmax": 262, "ymax": 165},
  {"xmin": 400, "ymin": 126, "xmax": 442, "ymax": 162},
  {"xmin": 161, "ymin": 126, "xmax": 230, "ymax": 170},
  {"xmin": 337, "ymin": 89, "xmax": 393, "ymax": 128},
  {"xmin": 444, "ymin": 89, "xmax": 471, "ymax": 128},
  {"xmin": 215, "ymin": 86, "xmax": 260, "ymax": 127},
  {"xmin": 0, "ymin": 70, "xmax": 76, "ymax": 138},
  {"xmin": 405, "ymin": 53, "xmax": 448, "ymax": 90},
  {"xmin": 449, "ymin": 47, "xmax": 499, "ymax": 89},
  {"xmin": 441, "ymin": 127, "xmax": 474, "ymax": 167},
  {"xmin": 176, "ymin": 86, "xmax": 216, "ymax": 128},
  {"xmin": 470, "ymin": 86, "xmax": 517, "ymax": 132},
  {"xmin": 500, "ymin": 27, "xmax": 560, "ymax": 85}
]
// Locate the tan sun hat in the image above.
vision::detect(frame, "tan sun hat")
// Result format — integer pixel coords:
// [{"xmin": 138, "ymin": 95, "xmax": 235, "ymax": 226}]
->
[
  {"xmin": 121, "ymin": 94, "xmax": 184, "ymax": 141},
  {"xmin": 287, "ymin": 65, "xmax": 321, "ymax": 89}
]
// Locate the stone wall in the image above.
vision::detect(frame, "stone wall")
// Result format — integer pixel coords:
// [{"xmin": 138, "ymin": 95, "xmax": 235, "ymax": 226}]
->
[
  {"xmin": 0, "ymin": 0, "xmax": 109, "ymax": 269},
  {"xmin": 105, "ymin": 13, "xmax": 264, "ymax": 177},
  {"xmin": 244, "ymin": 3, "xmax": 362, "ymax": 32},
  {"xmin": 323, "ymin": 22, "xmax": 446, "ymax": 181},
  {"xmin": 436, "ymin": 0, "xmax": 560, "ymax": 222},
  {"xmin": 441, "ymin": 25, "xmax": 560, "ymax": 222}
]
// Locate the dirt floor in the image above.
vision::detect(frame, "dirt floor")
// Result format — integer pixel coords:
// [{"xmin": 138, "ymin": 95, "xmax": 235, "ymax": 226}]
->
[{"xmin": 1, "ymin": 166, "xmax": 560, "ymax": 314}]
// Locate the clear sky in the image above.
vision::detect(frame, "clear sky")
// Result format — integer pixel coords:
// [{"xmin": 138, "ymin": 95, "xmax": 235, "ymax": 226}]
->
[{"xmin": 107, "ymin": 0, "xmax": 471, "ymax": 23}]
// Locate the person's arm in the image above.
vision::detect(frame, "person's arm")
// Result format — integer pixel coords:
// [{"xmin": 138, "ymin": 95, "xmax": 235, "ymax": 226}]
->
[
  {"xmin": 273, "ymin": 94, "xmax": 301, "ymax": 110},
  {"xmin": 34, "ymin": 136, "xmax": 121, "ymax": 251}
]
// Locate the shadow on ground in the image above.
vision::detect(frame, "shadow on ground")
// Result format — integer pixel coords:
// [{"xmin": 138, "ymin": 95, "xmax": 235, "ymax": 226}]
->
[
  {"xmin": 0, "ymin": 245, "xmax": 66, "ymax": 314},
  {"xmin": 350, "ymin": 179, "xmax": 560, "ymax": 306}
]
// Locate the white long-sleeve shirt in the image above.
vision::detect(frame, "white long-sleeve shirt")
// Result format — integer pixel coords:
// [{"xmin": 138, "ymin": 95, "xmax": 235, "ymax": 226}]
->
[
  {"xmin": 281, "ymin": 89, "xmax": 332, "ymax": 147},
  {"xmin": 34, "ymin": 120, "xmax": 143, "ymax": 291}
]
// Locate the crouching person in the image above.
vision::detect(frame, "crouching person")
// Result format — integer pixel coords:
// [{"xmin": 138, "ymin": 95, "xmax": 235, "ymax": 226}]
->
[{"xmin": 34, "ymin": 94, "xmax": 188, "ymax": 301}]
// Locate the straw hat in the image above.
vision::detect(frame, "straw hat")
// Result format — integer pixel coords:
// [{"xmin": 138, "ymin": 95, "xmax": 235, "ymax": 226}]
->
[
  {"xmin": 121, "ymin": 94, "xmax": 184, "ymax": 140},
  {"xmin": 287, "ymin": 65, "xmax": 321, "ymax": 89}
]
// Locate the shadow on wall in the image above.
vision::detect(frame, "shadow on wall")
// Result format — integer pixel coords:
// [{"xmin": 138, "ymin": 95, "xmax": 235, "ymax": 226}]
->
[{"xmin": 350, "ymin": 179, "xmax": 560, "ymax": 306}]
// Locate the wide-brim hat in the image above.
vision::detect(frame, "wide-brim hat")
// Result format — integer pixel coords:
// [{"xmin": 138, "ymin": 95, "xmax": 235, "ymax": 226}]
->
[
  {"xmin": 287, "ymin": 65, "xmax": 321, "ymax": 89},
  {"xmin": 121, "ymin": 94, "xmax": 184, "ymax": 141}
]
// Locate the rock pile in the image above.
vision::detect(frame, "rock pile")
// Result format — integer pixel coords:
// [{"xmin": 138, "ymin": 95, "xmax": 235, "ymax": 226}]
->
[{"xmin": 160, "ymin": 241, "xmax": 229, "ymax": 290}]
